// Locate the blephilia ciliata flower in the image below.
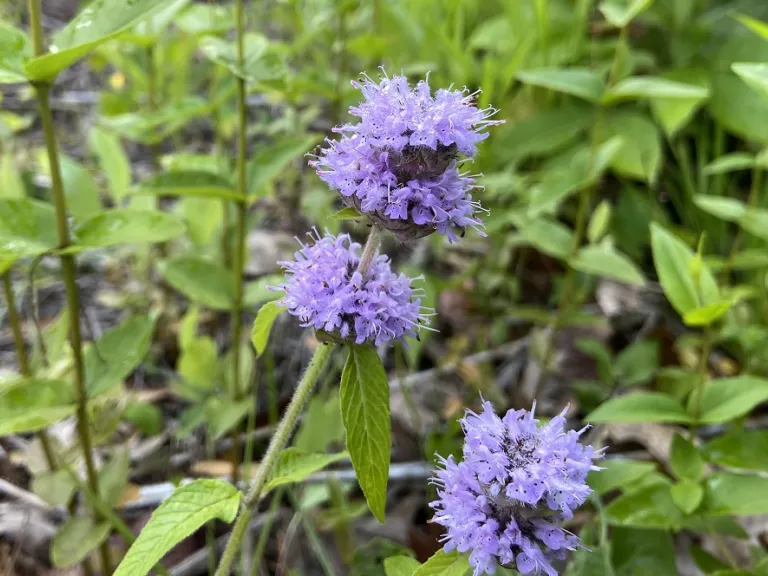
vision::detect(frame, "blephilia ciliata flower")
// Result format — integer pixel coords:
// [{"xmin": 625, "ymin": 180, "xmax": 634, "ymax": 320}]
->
[
  {"xmin": 273, "ymin": 230, "xmax": 430, "ymax": 346},
  {"xmin": 311, "ymin": 72, "xmax": 503, "ymax": 242},
  {"xmin": 430, "ymin": 401, "xmax": 603, "ymax": 576}
]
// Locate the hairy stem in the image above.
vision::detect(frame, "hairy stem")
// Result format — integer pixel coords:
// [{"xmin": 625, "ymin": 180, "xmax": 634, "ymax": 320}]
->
[
  {"xmin": 357, "ymin": 224, "xmax": 382, "ymax": 275},
  {"xmin": 230, "ymin": 0, "xmax": 249, "ymax": 487},
  {"xmin": 215, "ymin": 343, "xmax": 334, "ymax": 576},
  {"xmin": 27, "ymin": 2, "xmax": 111, "ymax": 572}
]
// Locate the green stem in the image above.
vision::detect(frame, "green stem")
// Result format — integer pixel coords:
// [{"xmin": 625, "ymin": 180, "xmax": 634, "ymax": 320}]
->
[
  {"xmin": 230, "ymin": 0, "xmax": 249, "ymax": 488},
  {"xmin": 2, "ymin": 272, "xmax": 58, "ymax": 469},
  {"xmin": 724, "ymin": 168, "xmax": 763, "ymax": 280},
  {"xmin": 63, "ymin": 464, "xmax": 171, "ymax": 576},
  {"xmin": 215, "ymin": 343, "xmax": 335, "ymax": 576},
  {"xmin": 247, "ymin": 488, "xmax": 283, "ymax": 576},
  {"xmin": 693, "ymin": 328, "xmax": 712, "ymax": 429},
  {"xmin": 531, "ymin": 26, "xmax": 626, "ymax": 397},
  {"xmin": 27, "ymin": 2, "xmax": 111, "ymax": 572},
  {"xmin": 357, "ymin": 224, "xmax": 382, "ymax": 275}
]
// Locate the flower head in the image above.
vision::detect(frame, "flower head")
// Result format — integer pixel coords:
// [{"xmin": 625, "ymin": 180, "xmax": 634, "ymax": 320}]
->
[
  {"xmin": 311, "ymin": 72, "xmax": 502, "ymax": 242},
  {"xmin": 430, "ymin": 401, "xmax": 603, "ymax": 576},
  {"xmin": 273, "ymin": 230, "xmax": 429, "ymax": 346}
]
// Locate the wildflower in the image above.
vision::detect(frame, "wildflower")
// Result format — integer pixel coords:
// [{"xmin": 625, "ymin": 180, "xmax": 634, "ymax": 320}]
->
[
  {"xmin": 273, "ymin": 230, "xmax": 430, "ymax": 346},
  {"xmin": 430, "ymin": 401, "xmax": 603, "ymax": 576},
  {"xmin": 311, "ymin": 72, "xmax": 502, "ymax": 242}
]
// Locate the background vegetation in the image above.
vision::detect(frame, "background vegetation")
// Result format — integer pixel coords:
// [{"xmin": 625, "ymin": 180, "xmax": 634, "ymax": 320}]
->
[{"xmin": 3, "ymin": 0, "xmax": 768, "ymax": 574}]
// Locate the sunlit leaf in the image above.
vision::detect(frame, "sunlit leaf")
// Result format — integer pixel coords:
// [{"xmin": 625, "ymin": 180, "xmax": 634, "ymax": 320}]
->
[
  {"xmin": 25, "ymin": 0, "xmax": 169, "ymax": 80},
  {"xmin": 265, "ymin": 448, "xmax": 349, "ymax": 491},
  {"xmin": 113, "ymin": 480, "xmax": 241, "ymax": 576}
]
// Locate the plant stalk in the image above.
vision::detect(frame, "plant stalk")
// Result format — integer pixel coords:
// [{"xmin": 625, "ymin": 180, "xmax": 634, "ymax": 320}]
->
[
  {"xmin": 357, "ymin": 224, "xmax": 382, "ymax": 275},
  {"xmin": 230, "ymin": 0, "xmax": 249, "ymax": 487},
  {"xmin": 215, "ymin": 342, "xmax": 334, "ymax": 576},
  {"xmin": 2, "ymin": 272, "xmax": 57, "ymax": 468},
  {"xmin": 27, "ymin": 2, "xmax": 111, "ymax": 572},
  {"xmin": 531, "ymin": 26, "xmax": 627, "ymax": 398}
]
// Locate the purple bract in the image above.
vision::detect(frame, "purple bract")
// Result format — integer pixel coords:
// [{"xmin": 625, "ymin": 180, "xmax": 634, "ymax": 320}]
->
[
  {"xmin": 430, "ymin": 401, "xmax": 603, "ymax": 576},
  {"xmin": 273, "ymin": 230, "xmax": 430, "ymax": 346},
  {"xmin": 311, "ymin": 72, "xmax": 502, "ymax": 242}
]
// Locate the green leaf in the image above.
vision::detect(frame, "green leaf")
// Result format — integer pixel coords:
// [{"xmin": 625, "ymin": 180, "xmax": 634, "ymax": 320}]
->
[
  {"xmin": 738, "ymin": 207, "xmax": 768, "ymax": 241},
  {"xmin": 735, "ymin": 13, "xmax": 768, "ymax": 41},
  {"xmin": 706, "ymin": 430, "xmax": 768, "ymax": 472},
  {"xmin": 614, "ymin": 339, "xmax": 658, "ymax": 387},
  {"xmin": 599, "ymin": 0, "xmax": 653, "ymax": 28},
  {"xmin": 612, "ymin": 528, "xmax": 678, "ymax": 575},
  {"xmin": 682, "ymin": 301, "xmax": 732, "ymax": 327},
  {"xmin": 586, "ymin": 392, "xmax": 692, "ymax": 423},
  {"xmin": 176, "ymin": 4, "xmax": 233, "ymax": 35},
  {"xmin": 702, "ymin": 153, "xmax": 755, "ymax": 175},
  {"xmin": 517, "ymin": 68, "xmax": 605, "ymax": 102},
  {"xmin": 650, "ymin": 224, "xmax": 699, "ymax": 316},
  {"xmin": 177, "ymin": 336, "xmax": 218, "ymax": 399},
  {"xmin": 247, "ymin": 134, "xmax": 321, "ymax": 197},
  {"xmin": 123, "ymin": 401, "xmax": 163, "ymax": 436},
  {"xmin": 0, "ymin": 24, "xmax": 31, "ymax": 84},
  {"xmin": 99, "ymin": 448, "xmax": 130, "ymax": 507},
  {"xmin": 32, "ymin": 469, "xmax": 77, "ymax": 507},
  {"xmin": 732, "ymin": 63, "xmax": 768, "ymax": 102},
  {"xmin": 0, "ymin": 199, "xmax": 57, "ymax": 261},
  {"xmin": 160, "ymin": 256, "xmax": 235, "ymax": 310},
  {"xmin": 669, "ymin": 433, "xmax": 703, "ymax": 481},
  {"xmin": 603, "ymin": 76, "xmax": 709, "ymax": 104},
  {"xmin": 588, "ymin": 458, "xmax": 656, "ymax": 495},
  {"xmin": 0, "ymin": 148, "xmax": 25, "ymax": 199},
  {"xmin": 251, "ymin": 301, "xmax": 283, "ymax": 356},
  {"xmin": 710, "ymin": 71, "xmax": 768, "ymax": 146},
  {"xmin": 25, "ymin": 0, "xmax": 168, "ymax": 80},
  {"xmin": 413, "ymin": 549, "xmax": 470, "ymax": 576},
  {"xmin": 60, "ymin": 155, "xmax": 102, "ymax": 223},
  {"xmin": 179, "ymin": 197, "xmax": 223, "ymax": 247},
  {"xmin": 496, "ymin": 104, "xmax": 592, "ymax": 162},
  {"xmin": 693, "ymin": 196, "xmax": 746, "ymax": 222},
  {"xmin": 0, "ymin": 378, "xmax": 75, "ymax": 434},
  {"xmin": 72, "ymin": 209, "xmax": 185, "ymax": 249},
  {"xmin": 199, "ymin": 33, "xmax": 285, "ymax": 82},
  {"xmin": 519, "ymin": 218, "xmax": 572, "ymax": 259},
  {"xmin": 51, "ymin": 517, "xmax": 111, "ymax": 568},
  {"xmin": 84, "ymin": 315, "xmax": 155, "ymax": 397},
  {"xmin": 113, "ymin": 479, "xmax": 241, "ymax": 576},
  {"xmin": 265, "ymin": 448, "xmax": 349, "ymax": 491},
  {"xmin": 704, "ymin": 473, "xmax": 768, "ymax": 515},
  {"xmin": 587, "ymin": 200, "xmax": 612, "ymax": 243},
  {"xmin": 294, "ymin": 391, "xmax": 345, "ymax": 454},
  {"xmin": 244, "ymin": 275, "xmax": 284, "ymax": 307},
  {"xmin": 205, "ymin": 397, "xmax": 252, "ymax": 441},
  {"xmin": 650, "ymin": 70, "xmax": 710, "ymax": 138},
  {"xmin": 570, "ymin": 244, "xmax": 645, "ymax": 286},
  {"xmin": 671, "ymin": 481, "xmax": 703, "ymax": 514},
  {"xmin": 330, "ymin": 207, "xmax": 364, "ymax": 221},
  {"xmin": 698, "ymin": 376, "xmax": 768, "ymax": 424},
  {"xmin": 601, "ymin": 111, "xmax": 661, "ymax": 183},
  {"xmin": 690, "ymin": 546, "xmax": 730, "ymax": 574},
  {"xmin": 135, "ymin": 171, "xmax": 243, "ymax": 201},
  {"xmin": 89, "ymin": 127, "xmax": 131, "ymax": 202},
  {"xmin": 340, "ymin": 345, "xmax": 391, "ymax": 523},
  {"xmin": 384, "ymin": 556, "xmax": 422, "ymax": 576},
  {"xmin": 605, "ymin": 484, "xmax": 684, "ymax": 529}
]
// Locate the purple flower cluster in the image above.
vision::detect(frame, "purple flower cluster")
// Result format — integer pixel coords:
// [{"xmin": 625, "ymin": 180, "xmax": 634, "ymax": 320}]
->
[
  {"xmin": 430, "ymin": 402, "xmax": 603, "ymax": 576},
  {"xmin": 311, "ymin": 73, "xmax": 502, "ymax": 241},
  {"xmin": 274, "ymin": 231, "xmax": 429, "ymax": 346}
]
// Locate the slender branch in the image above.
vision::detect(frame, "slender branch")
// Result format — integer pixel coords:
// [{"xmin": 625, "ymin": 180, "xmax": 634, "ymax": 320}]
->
[
  {"xmin": 27, "ymin": 2, "xmax": 111, "ymax": 572},
  {"xmin": 2, "ymin": 272, "xmax": 58, "ymax": 468},
  {"xmin": 230, "ymin": 0, "xmax": 249, "ymax": 487},
  {"xmin": 215, "ymin": 343, "xmax": 335, "ymax": 576}
]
